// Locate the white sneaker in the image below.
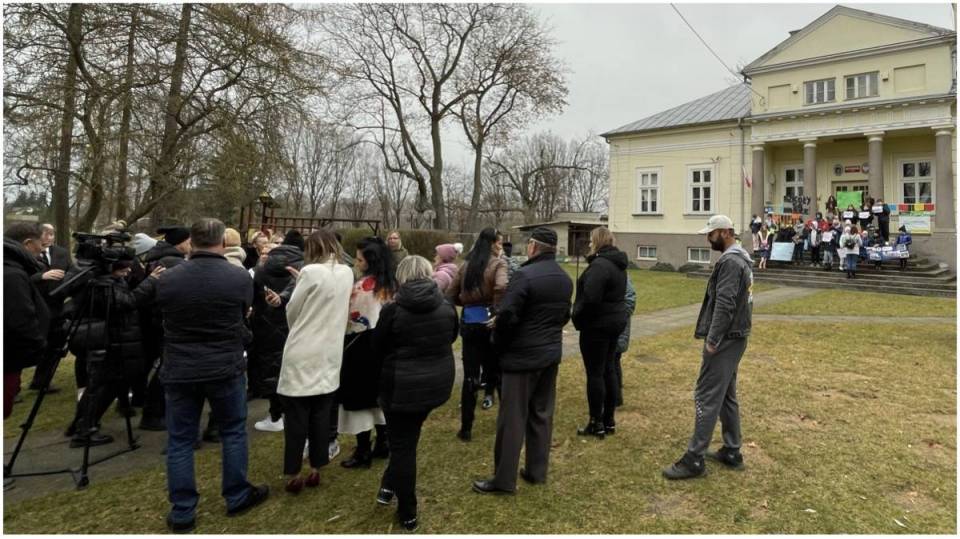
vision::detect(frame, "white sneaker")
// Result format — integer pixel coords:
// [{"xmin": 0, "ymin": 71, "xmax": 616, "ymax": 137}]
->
[
  {"xmin": 303, "ymin": 440, "xmax": 310, "ymax": 459},
  {"xmin": 329, "ymin": 440, "xmax": 341, "ymax": 460},
  {"xmin": 254, "ymin": 416, "xmax": 284, "ymax": 432}
]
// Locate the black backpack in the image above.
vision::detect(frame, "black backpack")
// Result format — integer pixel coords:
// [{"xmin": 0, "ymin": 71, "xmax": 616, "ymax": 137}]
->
[{"xmin": 844, "ymin": 238, "xmax": 856, "ymax": 249}]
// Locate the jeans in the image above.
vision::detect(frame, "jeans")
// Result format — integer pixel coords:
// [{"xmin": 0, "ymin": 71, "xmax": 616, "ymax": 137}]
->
[
  {"xmin": 165, "ymin": 374, "xmax": 254, "ymax": 524},
  {"xmin": 380, "ymin": 409, "xmax": 430, "ymax": 521},
  {"xmin": 579, "ymin": 331, "xmax": 619, "ymax": 425},
  {"xmin": 845, "ymin": 253, "xmax": 859, "ymax": 275}
]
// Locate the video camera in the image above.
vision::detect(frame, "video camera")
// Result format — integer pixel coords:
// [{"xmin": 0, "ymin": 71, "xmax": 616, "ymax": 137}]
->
[{"xmin": 73, "ymin": 231, "xmax": 136, "ymax": 270}]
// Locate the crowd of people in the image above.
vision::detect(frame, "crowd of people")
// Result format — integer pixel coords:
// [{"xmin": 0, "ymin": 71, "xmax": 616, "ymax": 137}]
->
[
  {"xmin": 3, "ymin": 214, "xmax": 754, "ymax": 533},
  {"xmin": 749, "ymin": 195, "xmax": 914, "ymax": 277}
]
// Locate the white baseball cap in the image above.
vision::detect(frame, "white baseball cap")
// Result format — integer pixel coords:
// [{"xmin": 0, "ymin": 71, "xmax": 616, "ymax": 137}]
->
[{"xmin": 697, "ymin": 215, "xmax": 735, "ymax": 234}]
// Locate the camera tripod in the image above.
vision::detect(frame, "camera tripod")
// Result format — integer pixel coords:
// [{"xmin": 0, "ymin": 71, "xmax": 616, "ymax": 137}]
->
[{"xmin": 4, "ymin": 269, "xmax": 141, "ymax": 489}]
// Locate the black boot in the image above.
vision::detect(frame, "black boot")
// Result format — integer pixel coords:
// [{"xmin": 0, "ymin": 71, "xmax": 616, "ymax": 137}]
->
[
  {"xmin": 662, "ymin": 451, "xmax": 707, "ymax": 480},
  {"xmin": 371, "ymin": 424, "xmax": 389, "ymax": 459},
  {"xmin": 341, "ymin": 432, "xmax": 372, "ymax": 469},
  {"xmin": 576, "ymin": 418, "xmax": 605, "ymax": 439}
]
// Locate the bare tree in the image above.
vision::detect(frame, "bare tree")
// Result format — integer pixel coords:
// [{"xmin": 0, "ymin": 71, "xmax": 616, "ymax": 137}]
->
[{"xmin": 456, "ymin": 5, "xmax": 567, "ymax": 231}]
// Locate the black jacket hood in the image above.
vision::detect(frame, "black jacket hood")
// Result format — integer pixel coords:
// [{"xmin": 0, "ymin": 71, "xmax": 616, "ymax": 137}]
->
[
  {"xmin": 395, "ymin": 278, "xmax": 443, "ymax": 313},
  {"xmin": 264, "ymin": 244, "xmax": 304, "ymax": 278},
  {"xmin": 590, "ymin": 245, "xmax": 629, "ymax": 270},
  {"xmin": 143, "ymin": 241, "xmax": 185, "ymax": 264},
  {"xmin": 4, "ymin": 238, "xmax": 41, "ymax": 275}
]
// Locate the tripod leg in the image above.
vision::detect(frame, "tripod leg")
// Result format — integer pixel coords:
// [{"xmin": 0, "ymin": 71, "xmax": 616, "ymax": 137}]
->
[{"xmin": 4, "ymin": 383, "xmax": 51, "ymax": 477}]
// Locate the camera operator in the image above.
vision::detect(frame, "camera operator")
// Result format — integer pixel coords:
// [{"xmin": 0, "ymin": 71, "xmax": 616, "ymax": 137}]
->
[
  {"xmin": 63, "ymin": 254, "xmax": 148, "ymax": 448},
  {"xmin": 28, "ymin": 224, "xmax": 78, "ymax": 395}
]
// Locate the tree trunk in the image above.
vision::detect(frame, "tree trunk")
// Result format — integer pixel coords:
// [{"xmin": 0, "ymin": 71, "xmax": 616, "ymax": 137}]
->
[
  {"xmin": 467, "ymin": 136, "xmax": 484, "ymax": 231},
  {"xmin": 115, "ymin": 6, "xmax": 137, "ymax": 220},
  {"xmin": 429, "ymin": 115, "xmax": 447, "ymax": 230},
  {"xmin": 142, "ymin": 2, "xmax": 191, "ymax": 226},
  {"xmin": 52, "ymin": 3, "xmax": 82, "ymax": 249}
]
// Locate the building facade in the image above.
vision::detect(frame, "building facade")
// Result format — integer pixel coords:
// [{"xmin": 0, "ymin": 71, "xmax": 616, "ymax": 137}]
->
[{"xmin": 603, "ymin": 6, "xmax": 957, "ymax": 269}]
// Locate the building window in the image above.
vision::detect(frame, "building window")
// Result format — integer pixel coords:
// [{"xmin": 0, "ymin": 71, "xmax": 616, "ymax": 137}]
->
[
  {"xmin": 635, "ymin": 168, "xmax": 661, "ymax": 214},
  {"xmin": 636, "ymin": 245, "xmax": 657, "ymax": 260},
  {"xmin": 784, "ymin": 166, "xmax": 805, "ymax": 200},
  {"xmin": 845, "ymin": 72, "xmax": 879, "ymax": 99},
  {"xmin": 899, "ymin": 158, "xmax": 934, "ymax": 204},
  {"xmin": 687, "ymin": 166, "xmax": 713, "ymax": 214},
  {"xmin": 688, "ymin": 247, "xmax": 711, "ymax": 264},
  {"xmin": 804, "ymin": 78, "xmax": 835, "ymax": 105}
]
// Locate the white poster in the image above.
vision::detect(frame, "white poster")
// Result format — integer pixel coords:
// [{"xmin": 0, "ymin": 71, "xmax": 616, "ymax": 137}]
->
[{"xmin": 899, "ymin": 215, "xmax": 931, "ymax": 235}]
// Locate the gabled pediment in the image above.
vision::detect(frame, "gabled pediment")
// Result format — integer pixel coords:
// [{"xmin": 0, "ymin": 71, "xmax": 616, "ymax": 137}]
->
[{"xmin": 744, "ymin": 5, "xmax": 953, "ymax": 72}]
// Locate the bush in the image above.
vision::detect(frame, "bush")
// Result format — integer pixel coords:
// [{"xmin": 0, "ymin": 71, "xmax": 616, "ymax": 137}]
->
[
  {"xmin": 334, "ymin": 228, "xmax": 462, "ymax": 260},
  {"xmin": 677, "ymin": 263, "xmax": 706, "ymax": 273},
  {"xmin": 649, "ymin": 262, "xmax": 676, "ymax": 272}
]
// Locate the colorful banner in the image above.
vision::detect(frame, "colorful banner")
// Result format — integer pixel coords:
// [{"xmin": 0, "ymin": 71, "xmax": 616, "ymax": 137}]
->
[
  {"xmin": 837, "ymin": 191, "xmax": 862, "ymax": 209},
  {"xmin": 899, "ymin": 215, "xmax": 931, "ymax": 235},
  {"xmin": 770, "ymin": 242, "xmax": 794, "ymax": 262}
]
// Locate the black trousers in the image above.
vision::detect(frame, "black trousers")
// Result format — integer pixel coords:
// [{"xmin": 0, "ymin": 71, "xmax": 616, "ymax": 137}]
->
[
  {"xmin": 809, "ymin": 244, "xmax": 820, "ymax": 265},
  {"xmin": 72, "ymin": 350, "xmax": 123, "ymax": 434},
  {"xmin": 280, "ymin": 393, "xmax": 334, "ymax": 475},
  {"xmin": 460, "ymin": 324, "xmax": 494, "ymax": 432},
  {"xmin": 380, "ymin": 409, "xmax": 430, "ymax": 521},
  {"xmin": 492, "ymin": 364, "xmax": 558, "ymax": 491},
  {"xmin": 613, "ymin": 351, "xmax": 624, "ymax": 407},
  {"xmin": 879, "ymin": 221, "xmax": 890, "ymax": 242},
  {"xmin": 141, "ymin": 356, "xmax": 166, "ymax": 423},
  {"xmin": 579, "ymin": 331, "xmax": 619, "ymax": 426},
  {"xmin": 328, "ymin": 390, "xmax": 339, "ymax": 443},
  {"xmin": 30, "ymin": 320, "xmax": 68, "ymax": 389}
]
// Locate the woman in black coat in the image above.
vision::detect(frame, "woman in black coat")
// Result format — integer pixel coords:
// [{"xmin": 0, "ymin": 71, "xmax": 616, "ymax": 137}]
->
[
  {"xmin": 373, "ymin": 255, "xmax": 457, "ymax": 531},
  {"xmin": 571, "ymin": 227, "xmax": 628, "ymax": 438}
]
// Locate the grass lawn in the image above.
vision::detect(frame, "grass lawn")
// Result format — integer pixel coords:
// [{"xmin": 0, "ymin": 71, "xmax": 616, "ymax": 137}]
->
[
  {"xmin": 754, "ymin": 289, "xmax": 957, "ymax": 317},
  {"xmin": 4, "ymin": 358, "xmax": 80, "ymax": 439},
  {"xmin": 5, "ymin": 321, "xmax": 954, "ymax": 534},
  {"xmin": 561, "ymin": 265, "xmax": 777, "ymax": 314}
]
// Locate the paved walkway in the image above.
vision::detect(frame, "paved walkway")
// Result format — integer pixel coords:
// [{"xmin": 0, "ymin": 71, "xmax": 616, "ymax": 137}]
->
[{"xmin": 2, "ymin": 286, "xmax": 948, "ymax": 506}]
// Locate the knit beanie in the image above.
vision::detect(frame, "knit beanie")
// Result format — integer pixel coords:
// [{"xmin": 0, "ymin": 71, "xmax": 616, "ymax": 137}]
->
[
  {"xmin": 435, "ymin": 243, "xmax": 458, "ymax": 263},
  {"xmin": 158, "ymin": 226, "xmax": 190, "ymax": 246},
  {"xmin": 283, "ymin": 229, "xmax": 305, "ymax": 251},
  {"xmin": 131, "ymin": 233, "xmax": 158, "ymax": 257}
]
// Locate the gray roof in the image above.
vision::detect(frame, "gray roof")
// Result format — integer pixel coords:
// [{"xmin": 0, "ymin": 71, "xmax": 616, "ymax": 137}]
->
[{"xmin": 602, "ymin": 84, "xmax": 751, "ymax": 138}]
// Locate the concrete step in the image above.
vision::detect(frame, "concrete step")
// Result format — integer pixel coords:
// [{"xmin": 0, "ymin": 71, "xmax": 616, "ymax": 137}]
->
[
  {"xmin": 743, "ymin": 269, "xmax": 956, "ymax": 288},
  {"xmin": 746, "ymin": 260, "xmax": 947, "ymax": 277},
  {"xmin": 686, "ymin": 271, "xmax": 956, "ymax": 297}
]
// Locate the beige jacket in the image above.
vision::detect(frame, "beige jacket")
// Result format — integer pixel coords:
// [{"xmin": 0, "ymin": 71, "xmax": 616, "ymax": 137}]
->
[{"xmin": 447, "ymin": 254, "xmax": 508, "ymax": 308}]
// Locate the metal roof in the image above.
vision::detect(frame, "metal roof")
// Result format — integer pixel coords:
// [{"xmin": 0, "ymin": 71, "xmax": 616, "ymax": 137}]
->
[{"xmin": 601, "ymin": 84, "xmax": 751, "ymax": 138}]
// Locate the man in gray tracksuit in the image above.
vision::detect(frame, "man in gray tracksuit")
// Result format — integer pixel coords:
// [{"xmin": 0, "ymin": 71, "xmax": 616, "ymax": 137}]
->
[{"xmin": 663, "ymin": 215, "xmax": 753, "ymax": 480}]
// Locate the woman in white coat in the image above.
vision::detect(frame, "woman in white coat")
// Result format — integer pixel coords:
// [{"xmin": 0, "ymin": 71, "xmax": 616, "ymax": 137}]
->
[{"xmin": 276, "ymin": 229, "xmax": 354, "ymax": 493}]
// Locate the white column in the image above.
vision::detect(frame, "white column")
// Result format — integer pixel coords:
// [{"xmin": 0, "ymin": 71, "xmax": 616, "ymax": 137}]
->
[
  {"xmin": 865, "ymin": 131, "xmax": 884, "ymax": 202},
  {"xmin": 799, "ymin": 138, "xmax": 818, "ymax": 218}
]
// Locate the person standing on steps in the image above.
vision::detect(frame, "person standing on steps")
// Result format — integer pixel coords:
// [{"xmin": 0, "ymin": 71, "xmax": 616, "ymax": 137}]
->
[
  {"xmin": 339, "ymin": 236, "xmax": 397, "ymax": 468},
  {"xmin": 663, "ymin": 215, "xmax": 753, "ymax": 480},
  {"xmin": 571, "ymin": 227, "xmax": 628, "ymax": 439},
  {"xmin": 446, "ymin": 228, "xmax": 508, "ymax": 440},
  {"xmin": 472, "ymin": 228, "xmax": 572, "ymax": 495},
  {"xmin": 373, "ymin": 256, "xmax": 458, "ymax": 531}
]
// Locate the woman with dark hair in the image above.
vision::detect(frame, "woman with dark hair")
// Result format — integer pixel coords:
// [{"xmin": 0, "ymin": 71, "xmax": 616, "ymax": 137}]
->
[
  {"xmin": 446, "ymin": 227, "xmax": 508, "ymax": 441},
  {"xmin": 339, "ymin": 236, "xmax": 397, "ymax": 468}
]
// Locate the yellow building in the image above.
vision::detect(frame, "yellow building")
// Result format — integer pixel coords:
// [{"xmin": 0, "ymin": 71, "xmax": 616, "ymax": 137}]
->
[{"xmin": 603, "ymin": 5, "xmax": 956, "ymax": 269}]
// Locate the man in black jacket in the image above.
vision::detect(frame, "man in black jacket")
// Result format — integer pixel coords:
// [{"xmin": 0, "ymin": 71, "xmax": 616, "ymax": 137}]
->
[
  {"xmin": 473, "ymin": 227, "xmax": 573, "ymax": 494},
  {"xmin": 150, "ymin": 218, "xmax": 267, "ymax": 532},
  {"xmin": 664, "ymin": 215, "xmax": 753, "ymax": 480},
  {"xmin": 28, "ymin": 224, "xmax": 76, "ymax": 393},
  {"xmin": 4, "ymin": 222, "xmax": 50, "ymax": 420},
  {"xmin": 137, "ymin": 226, "xmax": 191, "ymax": 431}
]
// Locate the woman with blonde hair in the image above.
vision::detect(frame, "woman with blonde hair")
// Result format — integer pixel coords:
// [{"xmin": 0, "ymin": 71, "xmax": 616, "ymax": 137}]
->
[
  {"xmin": 276, "ymin": 229, "xmax": 354, "ymax": 493},
  {"xmin": 571, "ymin": 226, "xmax": 628, "ymax": 438},
  {"xmin": 372, "ymin": 255, "xmax": 457, "ymax": 530}
]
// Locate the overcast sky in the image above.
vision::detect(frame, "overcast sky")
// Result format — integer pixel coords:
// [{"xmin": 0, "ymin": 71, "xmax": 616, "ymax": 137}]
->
[{"xmin": 445, "ymin": 2, "xmax": 956, "ymax": 169}]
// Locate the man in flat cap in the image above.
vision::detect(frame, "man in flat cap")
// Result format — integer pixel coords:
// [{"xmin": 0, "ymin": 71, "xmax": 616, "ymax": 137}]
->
[
  {"xmin": 663, "ymin": 215, "xmax": 753, "ymax": 480},
  {"xmin": 473, "ymin": 227, "xmax": 573, "ymax": 494}
]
